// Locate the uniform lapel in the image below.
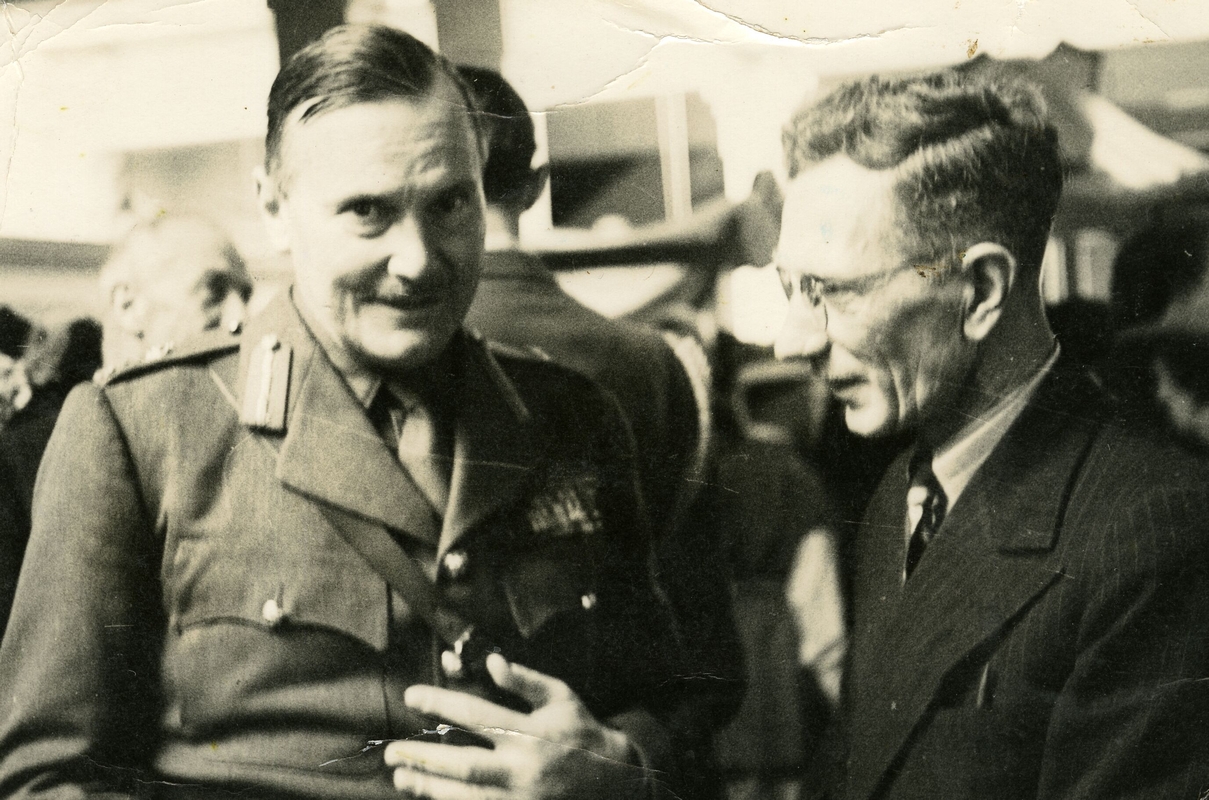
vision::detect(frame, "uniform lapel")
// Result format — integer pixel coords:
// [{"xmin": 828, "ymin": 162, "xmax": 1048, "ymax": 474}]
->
[
  {"xmin": 438, "ymin": 336, "xmax": 539, "ymax": 554},
  {"xmin": 846, "ymin": 366, "xmax": 1104, "ymax": 800},
  {"xmin": 236, "ymin": 292, "xmax": 439, "ymax": 546}
]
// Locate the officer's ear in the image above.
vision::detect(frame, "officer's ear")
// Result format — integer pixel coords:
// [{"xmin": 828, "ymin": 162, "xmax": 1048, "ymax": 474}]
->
[
  {"xmin": 518, "ymin": 163, "xmax": 549, "ymax": 213},
  {"xmin": 253, "ymin": 165, "xmax": 291, "ymax": 254},
  {"xmin": 960, "ymin": 242, "xmax": 1016, "ymax": 343}
]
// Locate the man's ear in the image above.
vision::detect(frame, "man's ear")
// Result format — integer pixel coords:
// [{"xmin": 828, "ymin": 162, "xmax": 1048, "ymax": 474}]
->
[
  {"xmin": 519, "ymin": 163, "xmax": 549, "ymax": 213},
  {"xmin": 960, "ymin": 242, "xmax": 1016, "ymax": 342},
  {"xmin": 109, "ymin": 283, "xmax": 145, "ymax": 339},
  {"xmin": 253, "ymin": 165, "xmax": 292, "ymax": 253}
]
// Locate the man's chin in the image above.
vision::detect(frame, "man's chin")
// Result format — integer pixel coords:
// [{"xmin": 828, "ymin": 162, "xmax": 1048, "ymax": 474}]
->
[
  {"xmin": 843, "ymin": 401, "xmax": 899, "ymax": 439},
  {"xmin": 346, "ymin": 328, "xmax": 454, "ymax": 374}
]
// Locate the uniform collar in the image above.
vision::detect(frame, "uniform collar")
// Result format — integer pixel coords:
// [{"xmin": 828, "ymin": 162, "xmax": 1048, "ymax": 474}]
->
[
  {"xmin": 292, "ymin": 291, "xmax": 457, "ymax": 411},
  {"xmin": 231, "ymin": 289, "xmax": 536, "ymax": 553}
]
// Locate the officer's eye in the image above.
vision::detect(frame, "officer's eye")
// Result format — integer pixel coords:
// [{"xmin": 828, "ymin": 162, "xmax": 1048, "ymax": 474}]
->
[
  {"xmin": 339, "ymin": 197, "xmax": 393, "ymax": 233},
  {"xmin": 427, "ymin": 185, "xmax": 476, "ymax": 221}
]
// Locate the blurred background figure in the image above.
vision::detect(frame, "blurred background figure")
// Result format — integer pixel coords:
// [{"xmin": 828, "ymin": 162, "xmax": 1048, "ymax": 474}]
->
[
  {"xmin": 0, "ymin": 308, "xmax": 35, "ymax": 431},
  {"xmin": 0, "ymin": 216, "xmax": 248, "ymax": 642},
  {"xmin": 0, "ymin": 316, "xmax": 102, "ymax": 638},
  {"xmin": 97, "ymin": 216, "xmax": 252, "ymax": 373},
  {"xmin": 460, "ymin": 63, "xmax": 704, "ymax": 538},
  {"xmin": 1100, "ymin": 209, "xmax": 1209, "ymax": 447},
  {"xmin": 703, "ymin": 358, "xmax": 845, "ymax": 800},
  {"xmin": 457, "ymin": 64, "xmax": 743, "ymax": 796}
]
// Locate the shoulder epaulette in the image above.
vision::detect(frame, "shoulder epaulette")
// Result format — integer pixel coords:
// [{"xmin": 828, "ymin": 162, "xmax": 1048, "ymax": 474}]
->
[{"xmin": 97, "ymin": 323, "xmax": 243, "ymax": 387}]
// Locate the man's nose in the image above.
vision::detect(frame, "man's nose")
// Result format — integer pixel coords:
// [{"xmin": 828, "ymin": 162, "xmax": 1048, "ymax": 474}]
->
[
  {"xmin": 774, "ymin": 300, "xmax": 829, "ymax": 361},
  {"xmin": 384, "ymin": 215, "xmax": 428, "ymax": 280}
]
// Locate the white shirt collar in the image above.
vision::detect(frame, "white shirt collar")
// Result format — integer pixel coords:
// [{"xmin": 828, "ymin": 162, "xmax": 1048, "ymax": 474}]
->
[{"xmin": 931, "ymin": 345, "xmax": 1060, "ymax": 510}]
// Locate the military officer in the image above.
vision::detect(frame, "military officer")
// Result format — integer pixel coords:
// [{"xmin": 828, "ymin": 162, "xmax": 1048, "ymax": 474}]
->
[{"xmin": 0, "ymin": 25, "xmax": 728, "ymax": 800}]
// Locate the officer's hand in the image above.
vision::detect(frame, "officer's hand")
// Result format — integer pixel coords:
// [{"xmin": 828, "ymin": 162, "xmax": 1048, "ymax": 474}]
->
[{"xmin": 384, "ymin": 654, "xmax": 647, "ymax": 800}]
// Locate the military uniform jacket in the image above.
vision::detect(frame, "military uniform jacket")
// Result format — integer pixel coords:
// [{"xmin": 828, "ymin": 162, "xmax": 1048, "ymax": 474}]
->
[
  {"xmin": 837, "ymin": 364, "xmax": 1209, "ymax": 800},
  {"xmin": 0, "ymin": 294, "xmax": 690, "ymax": 800}
]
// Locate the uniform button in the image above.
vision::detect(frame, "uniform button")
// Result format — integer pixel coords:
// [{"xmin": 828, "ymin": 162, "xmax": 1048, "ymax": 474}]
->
[
  {"xmin": 581, "ymin": 592, "xmax": 597, "ymax": 611},
  {"xmin": 441, "ymin": 649, "xmax": 464, "ymax": 678},
  {"xmin": 442, "ymin": 550, "xmax": 469, "ymax": 579},
  {"xmin": 261, "ymin": 598, "xmax": 286, "ymax": 626}
]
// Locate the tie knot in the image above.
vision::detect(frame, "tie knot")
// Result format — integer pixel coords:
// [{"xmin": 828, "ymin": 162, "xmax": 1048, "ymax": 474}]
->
[{"xmin": 904, "ymin": 447, "xmax": 948, "ymax": 582}]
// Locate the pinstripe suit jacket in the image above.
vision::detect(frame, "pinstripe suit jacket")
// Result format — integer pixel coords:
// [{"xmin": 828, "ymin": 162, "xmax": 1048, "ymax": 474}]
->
[{"xmin": 841, "ymin": 364, "xmax": 1209, "ymax": 800}]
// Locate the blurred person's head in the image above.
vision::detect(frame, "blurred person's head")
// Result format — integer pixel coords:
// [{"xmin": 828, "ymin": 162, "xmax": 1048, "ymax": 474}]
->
[
  {"xmin": 21, "ymin": 317, "xmax": 104, "ymax": 390},
  {"xmin": 99, "ymin": 217, "xmax": 252, "ymax": 368},
  {"xmin": 0, "ymin": 306, "xmax": 33, "ymax": 362},
  {"xmin": 255, "ymin": 24, "xmax": 487, "ymax": 374},
  {"xmin": 1106, "ymin": 211, "xmax": 1209, "ymax": 445},
  {"xmin": 774, "ymin": 69, "xmax": 1063, "ymax": 442},
  {"xmin": 0, "ymin": 307, "xmax": 34, "ymax": 427},
  {"xmin": 456, "ymin": 65, "xmax": 547, "ymax": 246}
]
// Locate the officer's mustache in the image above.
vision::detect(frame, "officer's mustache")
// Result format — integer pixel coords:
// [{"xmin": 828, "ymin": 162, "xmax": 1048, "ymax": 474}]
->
[{"xmin": 355, "ymin": 271, "xmax": 452, "ymax": 307}]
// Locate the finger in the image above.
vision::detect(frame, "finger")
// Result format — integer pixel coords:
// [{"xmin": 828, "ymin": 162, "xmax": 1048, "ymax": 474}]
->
[
  {"xmin": 384, "ymin": 740, "xmax": 509, "ymax": 786},
  {"xmin": 486, "ymin": 654, "xmax": 573, "ymax": 709},
  {"xmin": 393, "ymin": 766, "xmax": 508, "ymax": 800},
  {"xmin": 404, "ymin": 684, "xmax": 525, "ymax": 735}
]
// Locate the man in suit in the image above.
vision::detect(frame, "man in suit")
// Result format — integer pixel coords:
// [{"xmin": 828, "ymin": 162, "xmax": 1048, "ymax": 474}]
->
[
  {"xmin": 774, "ymin": 69, "xmax": 1209, "ymax": 799},
  {"xmin": 0, "ymin": 25, "xmax": 724, "ymax": 800}
]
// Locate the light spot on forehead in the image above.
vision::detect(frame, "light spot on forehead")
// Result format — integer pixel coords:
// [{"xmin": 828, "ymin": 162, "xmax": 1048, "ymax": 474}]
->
[{"xmin": 778, "ymin": 155, "xmax": 904, "ymax": 278}]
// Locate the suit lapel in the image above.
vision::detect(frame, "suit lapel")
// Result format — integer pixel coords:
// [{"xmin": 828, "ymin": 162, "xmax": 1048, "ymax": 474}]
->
[
  {"xmin": 438, "ymin": 336, "xmax": 540, "ymax": 554},
  {"xmin": 233, "ymin": 293, "xmax": 439, "ymax": 546},
  {"xmin": 847, "ymin": 366, "xmax": 1105, "ymax": 800}
]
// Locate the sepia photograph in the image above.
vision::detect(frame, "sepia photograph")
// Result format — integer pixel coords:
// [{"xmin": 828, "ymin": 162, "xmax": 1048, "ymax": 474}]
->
[{"xmin": 2, "ymin": 1, "xmax": 1209, "ymax": 798}]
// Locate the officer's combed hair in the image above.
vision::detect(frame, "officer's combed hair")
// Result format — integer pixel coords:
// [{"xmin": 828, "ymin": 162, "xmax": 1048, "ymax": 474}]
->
[
  {"xmin": 265, "ymin": 24, "xmax": 482, "ymax": 176},
  {"xmin": 783, "ymin": 69, "xmax": 1064, "ymax": 272}
]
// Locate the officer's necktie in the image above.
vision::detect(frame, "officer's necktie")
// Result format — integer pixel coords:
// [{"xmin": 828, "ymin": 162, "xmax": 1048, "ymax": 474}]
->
[
  {"xmin": 370, "ymin": 386, "xmax": 452, "ymax": 514},
  {"xmin": 904, "ymin": 448, "xmax": 947, "ymax": 582}
]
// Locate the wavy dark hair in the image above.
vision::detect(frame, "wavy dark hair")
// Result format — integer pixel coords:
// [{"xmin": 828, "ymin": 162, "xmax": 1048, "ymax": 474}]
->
[
  {"xmin": 783, "ymin": 69, "xmax": 1064, "ymax": 273},
  {"xmin": 264, "ymin": 24, "xmax": 484, "ymax": 178}
]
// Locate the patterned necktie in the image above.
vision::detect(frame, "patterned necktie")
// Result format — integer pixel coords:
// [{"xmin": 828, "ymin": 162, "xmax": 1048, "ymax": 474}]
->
[
  {"xmin": 370, "ymin": 386, "xmax": 452, "ymax": 514},
  {"xmin": 904, "ymin": 448, "xmax": 947, "ymax": 582}
]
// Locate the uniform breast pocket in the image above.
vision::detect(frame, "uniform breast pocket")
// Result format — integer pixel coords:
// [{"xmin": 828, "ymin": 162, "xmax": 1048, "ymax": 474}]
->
[
  {"xmin": 498, "ymin": 537, "xmax": 601, "ymax": 639},
  {"xmin": 495, "ymin": 537, "xmax": 607, "ymax": 693},
  {"xmin": 164, "ymin": 535, "xmax": 392, "ymax": 734}
]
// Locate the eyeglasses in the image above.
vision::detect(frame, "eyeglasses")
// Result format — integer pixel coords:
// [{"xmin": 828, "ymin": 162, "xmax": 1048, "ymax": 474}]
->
[{"xmin": 776, "ymin": 262, "xmax": 934, "ymax": 330}]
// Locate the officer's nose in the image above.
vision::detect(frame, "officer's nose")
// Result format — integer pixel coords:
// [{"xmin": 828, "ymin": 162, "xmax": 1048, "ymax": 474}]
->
[
  {"xmin": 385, "ymin": 215, "xmax": 428, "ymax": 280},
  {"xmin": 774, "ymin": 299, "xmax": 830, "ymax": 361}
]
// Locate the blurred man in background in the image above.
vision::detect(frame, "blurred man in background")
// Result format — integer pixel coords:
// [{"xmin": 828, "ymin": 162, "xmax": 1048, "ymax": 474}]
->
[
  {"xmin": 0, "ymin": 308, "xmax": 34, "ymax": 431},
  {"xmin": 459, "ymin": 64, "xmax": 703, "ymax": 541},
  {"xmin": 458, "ymin": 66, "xmax": 744, "ymax": 794},
  {"xmin": 0, "ymin": 316, "xmax": 101, "ymax": 639},
  {"xmin": 0, "ymin": 216, "xmax": 244, "ymax": 643},
  {"xmin": 96, "ymin": 215, "xmax": 253, "ymax": 373},
  {"xmin": 775, "ymin": 69, "xmax": 1209, "ymax": 799}
]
